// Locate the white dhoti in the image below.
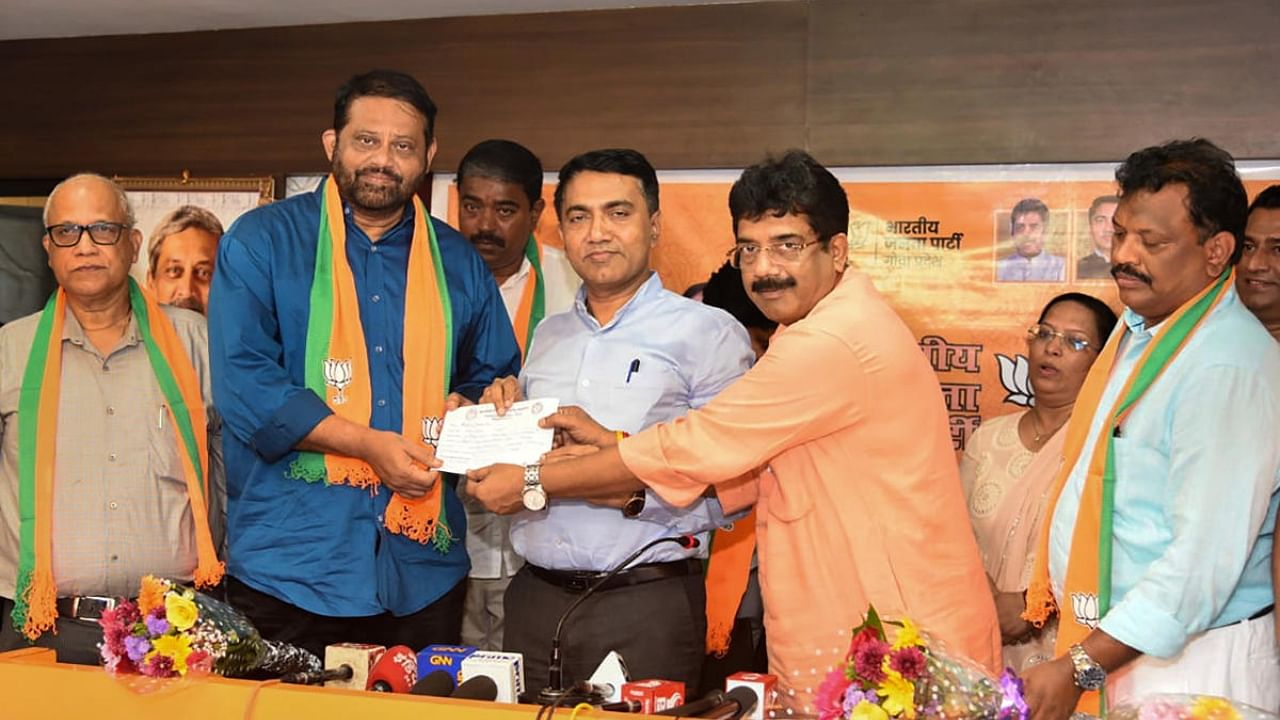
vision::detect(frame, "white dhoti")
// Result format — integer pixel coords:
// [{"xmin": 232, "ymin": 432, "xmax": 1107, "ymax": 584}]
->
[{"xmin": 1108, "ymin": 612, "xmax": 1279, "ymax": 713}]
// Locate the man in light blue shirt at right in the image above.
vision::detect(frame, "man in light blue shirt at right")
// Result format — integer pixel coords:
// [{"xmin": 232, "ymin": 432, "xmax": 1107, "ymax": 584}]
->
[
  {"xmin": 1022, "ymin": 139, "xmax": 1280, "ymax": 719},
  {"xmin": 479, "ymin": 148, "xmax": 753, "ymax": 693}
]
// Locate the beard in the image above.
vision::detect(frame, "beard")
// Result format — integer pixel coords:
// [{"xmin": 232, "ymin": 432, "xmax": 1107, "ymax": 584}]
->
[{"xmin": 332, "ymin": 154, "xmax": 423, "ymax": 213}]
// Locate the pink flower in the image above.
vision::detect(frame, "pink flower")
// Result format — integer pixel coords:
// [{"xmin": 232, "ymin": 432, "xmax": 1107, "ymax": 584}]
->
[
  {"xmin": 140, "ymin": 653, "xmax": 175, "ymax": 678},
  {"xmin": 847, "ymin": 626, "xmax": 883, "ymax": 660},
  {"xmin": 1139, "ymin": 700, "xmax": 1189, "ymax": 720},
  {"xmin": 853, "ymin": 640, "xmax": 890, "ymax": 684},
  {"xmin": 889, "ymin": 646, "xmax": 927, "ymax": 680},
  {"xmin": 816, "ymin": 667, "xmax": 855, "ymax": 720}
]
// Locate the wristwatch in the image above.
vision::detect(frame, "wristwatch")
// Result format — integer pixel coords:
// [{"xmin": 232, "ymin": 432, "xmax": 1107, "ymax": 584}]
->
[
  {"xmin": 621, "ymin": 490, "xmax": 647, "ymax": 518},
  {"xmin": 522, "ymin": 464, "xmax": 548, "ymax": 512},
  {"xmin": 1068, "ymin": 643, "xmax": 1106, "ymax": 691}
]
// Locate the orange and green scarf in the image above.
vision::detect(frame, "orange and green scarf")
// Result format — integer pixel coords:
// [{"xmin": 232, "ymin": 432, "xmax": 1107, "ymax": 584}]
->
[
  {"xmin": 286, "ymin": 176, "xmax": 456, "ymax": 551},
  {"xmin": 1023, "ymin": 270, "xmax": 1233, "ymax": 715},
  {"xmin": 13, "ymin": 279, "xmax": 223, "ymax": 640},
  {"xmin": 703, "ymin": 509, "xmax": 757, "ymax": 656},
  {"xmin": 511, "ymin": 234, "xmax": 546, "ymax": 359}
]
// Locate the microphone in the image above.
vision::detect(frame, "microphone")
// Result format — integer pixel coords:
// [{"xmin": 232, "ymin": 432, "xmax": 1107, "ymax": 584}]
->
[
  {"xmin": 460, "ymin": 650, "xmax": 525, "ymax": 703},
  {"xmin": 600, "ymin": 699, "xmax": 644, "ymax": 713},
  {"xmin": 540, "ymin": 534, "xmax": 700, "ymax": 705},
  {"xmin": 652, "ymin": 688, "xmax": 725, "ymax": 717},
  {"xmin": 409, "ymin": 669, "xmax": 457, "ymax": 697},
  {"xmin": 699, "ymin": 686, "xmax": 760, "ymax": 720},
  {"xmin": 279, "ymin": 642, "xmax": 385, "ymax": 687},
  {"xmin": 450, "ymin": 675, "xmax": 499, "ymax": 701},
  {"xmin": 367, "ymin": 645, "xmax": 417, "ymax": 693},
  {"xmin": 279, "ymin": 666, "xmax": 354, "ymax": 686}
]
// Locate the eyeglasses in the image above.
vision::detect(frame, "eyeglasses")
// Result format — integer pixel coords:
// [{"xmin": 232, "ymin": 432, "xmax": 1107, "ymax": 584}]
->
[
  {"xmin": 1026, "ymin": 323, "xmax": 1096, "ymax": 353},
  {"xmin": 45, "ymin": 222, "xmax": 131, "ymax": 248},
  {"xmin": 727, "ymin": 239, "xmax": 822, "ymax": 269}
]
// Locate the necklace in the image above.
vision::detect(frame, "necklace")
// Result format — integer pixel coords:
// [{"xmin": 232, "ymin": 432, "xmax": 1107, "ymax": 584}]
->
[{"xmin": 1028, "ymin": 409, "xmax": 1069, "ymax": 443}]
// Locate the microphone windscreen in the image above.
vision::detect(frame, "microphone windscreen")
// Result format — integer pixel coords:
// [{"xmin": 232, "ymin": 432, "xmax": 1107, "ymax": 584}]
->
[
  {"xmin": 450, "ymin": 675, "xmax": 499, "ymax": 701},
  {"xmin": 409, "ymin": 669, "xmax": 457, "ymax": 697},
  {"xmin": 724, "ymin": 686, "xmax": 760, "ymax": 717},
  {"xmin": 367, "ymin": 645, "xmax": 417, "ymax": 693},
  {"xmin": 679, "ymin": 535, "xmax": 699, "ymax": 549}
]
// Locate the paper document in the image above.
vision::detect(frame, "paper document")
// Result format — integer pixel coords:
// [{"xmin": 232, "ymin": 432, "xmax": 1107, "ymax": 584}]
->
[{"xmin": 434, "ymin": 398, "xmax": 559, "ymax": 474}]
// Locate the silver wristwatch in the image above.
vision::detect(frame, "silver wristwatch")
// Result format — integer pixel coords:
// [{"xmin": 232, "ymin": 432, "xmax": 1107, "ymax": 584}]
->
[
  {"xmin": 1068, "ymin": 643, "xmax": 1106, "ymax": 691},
  {"xmin": 521, "ymin": 463, "xmax": 548, "ymax": 512}
]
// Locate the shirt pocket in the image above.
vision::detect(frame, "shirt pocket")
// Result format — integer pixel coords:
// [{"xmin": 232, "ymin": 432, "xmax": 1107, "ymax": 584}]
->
[
  {"xmin": 1110, "ymin": 436, "xmax": 1172, "ymax": 540},
  {"xmin": 148, "ymin": 407, "xmax": 190, "ymax": 488},
  {"xmin": 604, "ymin": 381, "xmax": 669, "ymax": 433},
  {"xmin": 760, "ymin": 465, "xmax": 812, "ymax": 523}
]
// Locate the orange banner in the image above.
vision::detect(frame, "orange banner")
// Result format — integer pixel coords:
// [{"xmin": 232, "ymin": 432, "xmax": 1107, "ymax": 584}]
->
[{"xmin": 441, "ymin": 169, "xmax": 1279, "ymax": 451}]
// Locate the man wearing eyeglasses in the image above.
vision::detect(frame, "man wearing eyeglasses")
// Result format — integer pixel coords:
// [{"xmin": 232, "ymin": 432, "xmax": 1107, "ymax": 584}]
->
[
  {"xmin": 467, "ymin": 150, "xmax": 999, "ymax": 715},
  {"xmin": 0, "ymin": 173, "xmax": 223, "ymax": 664}
]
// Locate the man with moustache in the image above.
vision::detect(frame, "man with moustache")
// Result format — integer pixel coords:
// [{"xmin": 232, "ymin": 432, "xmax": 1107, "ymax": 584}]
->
[
  {"xmin": 1236, "ymin": 184, "xmax": 1280, "ymax": 648},
  {"xmin": 1020, "ymin": 140, "xmax": 1280, "ymax": 719},
  {"xmin": 0, "ymin": 174, "xmax": 223, "ymax": 663},
  {"xmin": 146, "ymin": 205, "xmax": 223, "ymax": 315},
  {"xmin": 467, "ymin": 150, "xmax": 999, "ymax": 715},
  {"xmin": 208, "ymin": 70, "xmax": 519, "ymax": 656},
  {"xmin": 997, "ymin": 198, "xmax": 1066, "ymax": 282},
  {"xmin": 478, "ymin": 148, "xmax": 754, "ymax": 690},
  {"xmin": 1075, "ymin": 195, "xmax": 1118, "ymax": 281},
  {"xmin": 453, "ymin": 139, "xmax": 578, "ymax": 650}
]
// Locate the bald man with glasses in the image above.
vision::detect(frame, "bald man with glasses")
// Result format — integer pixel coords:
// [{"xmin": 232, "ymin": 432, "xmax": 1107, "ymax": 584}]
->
[{"xmin": 0, "ymin": 173, "xmax": 224, "ymax": 664}]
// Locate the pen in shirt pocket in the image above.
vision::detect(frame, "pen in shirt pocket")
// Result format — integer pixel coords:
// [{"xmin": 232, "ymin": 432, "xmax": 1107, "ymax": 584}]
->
[
  {"xmin": 626, "ymin": 358, "xmax": 640, "ymax": 384},
  {"xmin": 158, "ymin": 404, "xmax": 166, "ymax": 430}
]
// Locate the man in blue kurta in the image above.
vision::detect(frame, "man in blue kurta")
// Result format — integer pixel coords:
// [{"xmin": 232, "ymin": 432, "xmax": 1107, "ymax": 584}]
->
[{"xmin": 208, "ymin": 70, "xmax": 519, "ymax": 658}]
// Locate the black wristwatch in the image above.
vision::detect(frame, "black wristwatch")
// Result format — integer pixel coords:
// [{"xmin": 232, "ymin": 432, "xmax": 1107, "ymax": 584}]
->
[{"xmin": 621, "ymin": 490, "xmax": 646, "ymax": 518}]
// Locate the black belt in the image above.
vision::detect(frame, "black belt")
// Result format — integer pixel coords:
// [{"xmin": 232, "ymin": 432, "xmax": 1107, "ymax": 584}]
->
[
  {"xmin": 55, "ymin": 595, "xmax": 117, "ymax": 620},
  {"xmin": 1247, "ymin": 604, "xmax": 1274, "ymax": 622},
  {"xmin": 528, "ymin": 558, "xmax": 701, "ymax": 594}
]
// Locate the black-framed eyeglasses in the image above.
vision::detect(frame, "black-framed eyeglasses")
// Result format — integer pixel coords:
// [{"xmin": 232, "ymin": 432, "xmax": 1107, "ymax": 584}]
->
[
  {"xmin": 726, "ymin": 239, "xmax": 823, "ymax": 269},
  {"xmin": 1026, "ymin": 323, "xmax": 1096, "ymax": 353},
  {"xmin": 45, "ymin": 222, "xmax": 131, "ymax": 248}
]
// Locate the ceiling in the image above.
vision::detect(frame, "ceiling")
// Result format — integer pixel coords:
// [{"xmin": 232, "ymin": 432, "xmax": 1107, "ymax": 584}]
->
[{"xmin": 0, "ymin": 0, "xmax": 749, "ymax": 41}]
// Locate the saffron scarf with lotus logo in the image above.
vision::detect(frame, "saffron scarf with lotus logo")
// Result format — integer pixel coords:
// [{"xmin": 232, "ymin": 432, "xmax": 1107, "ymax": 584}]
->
[
  {"xmin": 13, "ymin": 279, "xmax": 224, "ymax": 640},
  {"xmin": 286, "ymin": 176, "xmax": 456, "ymax": 551},
  {"xmin": 1022, "ymin": 270, "xmax": 1233, "ymax": 715}
]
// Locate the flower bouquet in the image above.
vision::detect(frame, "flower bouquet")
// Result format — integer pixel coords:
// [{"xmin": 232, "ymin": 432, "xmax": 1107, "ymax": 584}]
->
[
  {"xmin": 816, "ymin": 606, "xmax": 1027, "ymax": 720},
  {"xmin": 99, "ymin": 575, "xmax": 321, "ymax": 680},
  {"xmin": 1107, "ymin": 694, "xmax": 1279, "ymax": 720}
]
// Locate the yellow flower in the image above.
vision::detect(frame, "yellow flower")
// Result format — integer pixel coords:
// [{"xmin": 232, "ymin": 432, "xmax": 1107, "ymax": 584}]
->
[
  {"xmin": 164, "ymin": 592, "xmax": 199, "ymax": 631},
  {"xmin": 851, "ymin": 701, "xmax": 890, "ymax": 720},
  {"xmin": 891, "ymin": 617, "xmax": 923, "ymax": 650},
  {"xmin": 149, "ymin": 633, "xmax": 194, "ymax": 675},
  {"xmin": 877, "ymin": 669, "xmax": 916, "ymax": 719},
  {"xmin": 137, "ymin": 575, "xmax": 169, "ymax": 616},
  {"xmin": 1190, "ymin": 697, "xmax": 1240, "ymax": 720}
]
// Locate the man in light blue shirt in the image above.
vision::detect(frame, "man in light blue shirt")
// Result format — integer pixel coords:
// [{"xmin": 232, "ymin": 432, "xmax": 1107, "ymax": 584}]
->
[
  {"xmin": 480, "ymin": 149, "xmax": 753, "ymax": 693},
  {"xmin": 996, "ymin": 197, "xmax": 1066, "ymax": 282},
  {"xmin": 1023, "ymin": 139, "xmax": 1280, "ymax": 718}
]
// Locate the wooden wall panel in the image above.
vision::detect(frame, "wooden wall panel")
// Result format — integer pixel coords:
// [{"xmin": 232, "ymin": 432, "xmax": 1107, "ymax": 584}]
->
[
  {"xmin": 807, "ymin": 0, "xmax": 1280, "ymax": 165},
  {"xmin": 2, "ymin": 0, "xmax": 1278, "ymax": 181},
  {"xmin": 0, "ymin": 2, "xmax": 808, "ymax": 178}
]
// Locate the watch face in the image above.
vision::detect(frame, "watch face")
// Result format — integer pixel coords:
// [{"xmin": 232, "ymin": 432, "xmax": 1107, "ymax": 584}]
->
[{"xmin": 522, "ymin": 487, "xmax": 547, "ymax": 512}]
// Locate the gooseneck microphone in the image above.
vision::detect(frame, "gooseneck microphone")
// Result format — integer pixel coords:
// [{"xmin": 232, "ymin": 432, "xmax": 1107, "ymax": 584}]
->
[{"xmin": 538, "ymin": 534, "xmax": 700, "ymax": 705}]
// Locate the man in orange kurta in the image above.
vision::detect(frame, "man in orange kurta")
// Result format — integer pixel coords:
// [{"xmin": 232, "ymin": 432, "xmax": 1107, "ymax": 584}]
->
[{"xmin": 467, "ymin": 150, "xmax": 999, "ymax": 714}]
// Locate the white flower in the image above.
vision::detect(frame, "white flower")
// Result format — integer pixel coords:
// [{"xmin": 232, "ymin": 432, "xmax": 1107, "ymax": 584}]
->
[{"xmin": 996, "ymin": 353, "xmax": 1035, "ymax": 407}]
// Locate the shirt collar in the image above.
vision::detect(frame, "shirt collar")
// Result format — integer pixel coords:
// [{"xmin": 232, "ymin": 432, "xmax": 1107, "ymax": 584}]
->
[
  {"xmin": 340, "ymin": 194, "xmax": 417, "ymax": 246},
  {"xmin": 499, "ymin": 255, "xmax": 533, "ymax": 292},
  {"xmin": 573, "ymin": 271, "xmax": 663, "ymax": 331},
  {"xmin": 61, "ymin": 302, "xmax": 141, "ymax": 349}
]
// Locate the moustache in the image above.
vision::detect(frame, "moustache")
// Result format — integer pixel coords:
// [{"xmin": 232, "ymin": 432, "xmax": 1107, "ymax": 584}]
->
[
  {"xmin": 469, "ymin": 232, "xmax": 505, "ymax": 248},
  {"xmin": 1111, "ymin": 263, "xmax": 1153, "ymax": 285},
  {"xmin": 167, "ymin": 296, "xmax": 205, "ymax": 314},
  {"xmin": 356, "ymin": 166, "xmax": 403, "ymax": 184},
  {"xmin": 751, "ymin": 277, "xmax": 797, "ymax": 293}
]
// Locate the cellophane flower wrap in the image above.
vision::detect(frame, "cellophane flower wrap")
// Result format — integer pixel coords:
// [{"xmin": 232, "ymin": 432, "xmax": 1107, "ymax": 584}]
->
[
  {"xmin": 815, "ymin": 605, "xmax": 1028, "ymax": 720},
  {"xmin": 1107, "ymin": 694, "xmax": 1278, "ymax": 720},
  {"xmin": 99, "ymin": 575, "xmax": 320, "ymax": 679}
]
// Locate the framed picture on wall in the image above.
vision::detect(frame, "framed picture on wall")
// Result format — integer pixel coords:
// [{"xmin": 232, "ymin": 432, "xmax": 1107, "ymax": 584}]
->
[{"xmin": 115, "ymin": 173, "xmax": 274, "ymax": 283}]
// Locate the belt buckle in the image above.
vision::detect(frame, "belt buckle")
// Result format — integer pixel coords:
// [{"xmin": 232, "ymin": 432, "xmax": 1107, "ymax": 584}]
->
[
  {"xmin": 72, "ymin": 595, "xmax": 116, "ymax": 619},
  {"xmin": 566, "ymin": 575, "xmax": 594, "ymax": 593}
]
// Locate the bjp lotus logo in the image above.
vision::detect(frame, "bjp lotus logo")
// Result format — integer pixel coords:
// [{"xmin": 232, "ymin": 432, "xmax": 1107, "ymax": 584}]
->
[
  {"xmin": 1070, "ymin": 591, "xmax": 1100, "ymax": 629},
  {"xmin": 323, "ymin": 358, "xmax": 353, "ymax": 405},
  {"xmin": 996, "ymin": 353, "xmax": 1034, "ymax": 407},
  {"xmin": 421, "ymin": 416, "xmax": 442, "ymax": 447}
]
